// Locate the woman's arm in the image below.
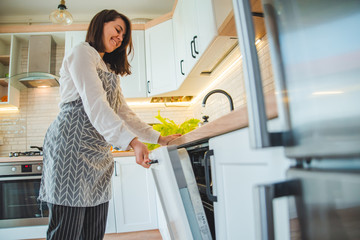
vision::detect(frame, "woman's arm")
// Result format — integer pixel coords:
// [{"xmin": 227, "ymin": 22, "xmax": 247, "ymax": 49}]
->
[{"xmin": 66, "ymin": 43, "xmax": 136, "ymax": 150}]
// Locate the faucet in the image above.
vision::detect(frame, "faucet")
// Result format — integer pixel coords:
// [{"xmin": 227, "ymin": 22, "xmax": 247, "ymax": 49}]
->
[{"xmin": 202, "ymin": 89, "xmax": 234, "ymax": 111}]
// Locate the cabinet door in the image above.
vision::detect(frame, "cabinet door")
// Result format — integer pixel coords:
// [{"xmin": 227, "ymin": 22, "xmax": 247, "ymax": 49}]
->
[
  {"xmin": 182, "ymin": 0, "xmax": 199, "ymax": 72},
  {"xmin": 113, "ymin": 157, "xmax": 158, "ymax": 233},
  {"xmin": 173, "ymin": 0, "xmax": 217, "ymax": 79},
  {"xmin": 172, "ymin": 0, "xmax": 188, "ymax": 88},
  {"xmin": 195, "ymin": 0, "xmax": 217, "ymax": 55},
  {"xmin": 120, "ymin": 30, "xmax": 147, "ymax": 98},
  {"xmin": 145, "ymin": 20, "xmax": 177, "ymax": 96},
  {"xmin": 64, "ymin": 31, "xmax": 87, "ymax": 57},
  {"xmin": 209, "ymin": 122, "xmax": 290, "ymax": 240}
]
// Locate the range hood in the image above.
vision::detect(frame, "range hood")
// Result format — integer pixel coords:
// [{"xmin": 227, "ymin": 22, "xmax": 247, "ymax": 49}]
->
[{"xmin": 18, "ymin": 35, "xmax": 59, "ymax": 88}]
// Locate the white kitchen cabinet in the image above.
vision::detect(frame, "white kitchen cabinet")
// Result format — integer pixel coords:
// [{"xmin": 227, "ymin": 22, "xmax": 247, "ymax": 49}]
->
[
  {"xmin": 121, "ymin": 30, "xmax": 148, "ymax": 98},
  {"xmin": 145, "ymin": 19, "xmax": 177, "ymax": 96},
  {"xmin": 172, "ymin": 0, "xmax": 188, "ymax": 87},
  {"xmin": 172, "ymin": 0, "xmax": 217, "ymax": 87},
  {"xmin": 0, "ymin": 34, "xmax": 20, "ymax": 109},
  {"xmin": 64, "ymin": 31, "xmax": 87, "ymax": 57},
  {"xmin": 113, "ymin": 156, "xmax": 158, "ymax": 233},
  {"xmin": 209, "ymin": 119, "xmax": 291, "ymax": 240}
]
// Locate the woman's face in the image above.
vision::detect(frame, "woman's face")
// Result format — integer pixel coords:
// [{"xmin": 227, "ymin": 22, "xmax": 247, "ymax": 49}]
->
[{"xmin": 102, "ymin": 17, "xmax": 126, "ymax": 54}]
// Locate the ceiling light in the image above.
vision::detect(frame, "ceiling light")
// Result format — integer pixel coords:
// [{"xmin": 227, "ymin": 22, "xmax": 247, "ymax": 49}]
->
[{"xmin": 49, "ymin": 0, "xmax": 73, "ymax": 25}]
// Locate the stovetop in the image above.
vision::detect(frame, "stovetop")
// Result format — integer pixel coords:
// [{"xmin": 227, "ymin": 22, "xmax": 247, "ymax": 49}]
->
[{"xmin": 9, "ymin": 151, "xmax": 43, "ymax": 157}]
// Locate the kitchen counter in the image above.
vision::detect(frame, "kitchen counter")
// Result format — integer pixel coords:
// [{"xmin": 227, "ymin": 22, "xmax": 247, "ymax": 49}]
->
[
  {"xmin": 0, "ymin": 93, "xmax": 276, "ymax": 163},
  {"xmin": 169, "ymin": 92, "xmax": 278, "ymax": 147},
  {"xmin": 0, "ymin": 151, "xmax": 135, "ymax": 163}
]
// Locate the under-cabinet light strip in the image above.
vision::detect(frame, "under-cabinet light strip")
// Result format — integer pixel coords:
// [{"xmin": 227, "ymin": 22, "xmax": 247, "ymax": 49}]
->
[{"xmin": 0, "ymin": 107, "xmax": 19, "ymax": 112}]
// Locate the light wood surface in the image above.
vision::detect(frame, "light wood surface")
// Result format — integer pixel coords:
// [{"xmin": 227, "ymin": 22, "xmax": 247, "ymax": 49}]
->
[
  {"xmin": 0, "ymin": 55, "xmax": 10, "ymax": 65},
  {"xmin": 169, "ymin": 92, "xmax": 278, "ymax": 147},
  {"xmin": 29, "ymin": 229, "xmax": 162, "ymax": 240}
]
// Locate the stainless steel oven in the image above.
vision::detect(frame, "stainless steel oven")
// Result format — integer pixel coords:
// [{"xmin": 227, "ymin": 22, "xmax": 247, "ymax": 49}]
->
[{"xmin": 0, "ymin": 161, "xmax": 49, "ymax": 228}]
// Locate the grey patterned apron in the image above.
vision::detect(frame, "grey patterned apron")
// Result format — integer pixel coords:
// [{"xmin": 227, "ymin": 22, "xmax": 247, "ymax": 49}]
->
[{"xmin": 39, "ymin": 69, "xmax": 121, "ymax": 207}]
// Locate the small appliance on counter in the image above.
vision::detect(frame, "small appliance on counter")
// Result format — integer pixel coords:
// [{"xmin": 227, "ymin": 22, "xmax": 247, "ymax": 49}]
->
[{"xmin": 9, "ymin": 146, "xmax": 43, "ymax": 157}]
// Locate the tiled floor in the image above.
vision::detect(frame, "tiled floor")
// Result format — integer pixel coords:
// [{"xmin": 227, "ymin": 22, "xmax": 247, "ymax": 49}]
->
[{"xmin": 30, "ymin": 229, "xmax": 162, "ymax": 240}]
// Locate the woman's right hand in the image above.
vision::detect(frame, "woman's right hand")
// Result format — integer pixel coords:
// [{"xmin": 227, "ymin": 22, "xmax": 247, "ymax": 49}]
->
[{"xmin": 130, "ymin": 137, "xmax": 151, "ymax": 169}]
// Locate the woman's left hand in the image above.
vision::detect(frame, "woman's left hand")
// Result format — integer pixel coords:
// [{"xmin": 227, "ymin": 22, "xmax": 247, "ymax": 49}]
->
[{"xmin": 158, "ymin": 134, "xmax": 182, "ymax": 146}]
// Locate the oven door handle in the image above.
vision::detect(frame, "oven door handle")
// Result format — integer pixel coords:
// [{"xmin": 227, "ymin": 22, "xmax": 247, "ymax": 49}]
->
[
  {"xmin": 0, "ymin": 175, "xmax": 42, "ymax": 181},
  {"xmin": 204, "ymin": 149, "xmax": 217, "ymax": 202}
]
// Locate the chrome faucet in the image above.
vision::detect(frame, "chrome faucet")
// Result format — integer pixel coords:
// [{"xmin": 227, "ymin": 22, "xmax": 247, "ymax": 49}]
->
[{"xmin": 202, "ymin": 89, "xmax": 234, "ymax": 111}]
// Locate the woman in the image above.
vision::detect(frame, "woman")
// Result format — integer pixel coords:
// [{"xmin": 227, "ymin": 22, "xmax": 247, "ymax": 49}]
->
[{"xmin": 39, "ymin": 9, "xmax": 180, "ymax": 240}]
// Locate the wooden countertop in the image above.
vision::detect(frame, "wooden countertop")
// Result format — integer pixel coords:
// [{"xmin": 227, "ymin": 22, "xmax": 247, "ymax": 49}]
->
[
  {"xmin": 0, "ymin": 151, "xmax": 135, "ymax": 163},
  {"xmin": 169, "ymin": 93, "xmax": 278, "ymax": 147}
]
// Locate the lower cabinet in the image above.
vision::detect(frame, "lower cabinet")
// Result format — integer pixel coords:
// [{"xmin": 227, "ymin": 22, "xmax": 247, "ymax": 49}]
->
[
  {"xmin": 112, "ymin": 156, "xmax": 158, "ymax": 233},
  {"xmin": 209, "ymin": 120, "xmax": 291, "ymax": 240}
]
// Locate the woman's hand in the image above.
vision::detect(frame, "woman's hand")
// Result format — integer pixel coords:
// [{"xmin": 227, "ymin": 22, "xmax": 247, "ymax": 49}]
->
[
  {"xmin": 130, "ymin": 137, "xmax": 151, "ymax": 169},
  {"xmin": 158, "ymin": 134, "xmax": 182, "ymax": 146}
]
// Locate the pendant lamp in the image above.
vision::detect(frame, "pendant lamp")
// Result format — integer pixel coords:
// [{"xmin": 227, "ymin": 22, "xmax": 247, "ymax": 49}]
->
[{"xmin": 49, "ymin": 0, "xmax": 73, "ymax": 25}]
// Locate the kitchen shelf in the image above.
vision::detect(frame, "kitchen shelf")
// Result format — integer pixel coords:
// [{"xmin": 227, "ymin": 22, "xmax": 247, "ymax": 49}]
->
[
  {"xmin": 0, "ymin": 78, "xmax": 8, "ymax": 87},
  {"xmin": 0, "ymin": 55, "xmax": 10, "ymax": 66}
]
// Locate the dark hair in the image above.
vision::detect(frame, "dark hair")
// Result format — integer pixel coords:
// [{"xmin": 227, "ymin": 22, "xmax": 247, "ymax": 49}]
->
[{"xmin": 86, "ymin": 9, "xmax": 133, "ymax": 76}]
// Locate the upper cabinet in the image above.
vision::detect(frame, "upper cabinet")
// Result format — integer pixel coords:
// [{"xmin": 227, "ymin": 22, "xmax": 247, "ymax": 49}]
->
[
  {"xmin": 172, "ymin": 0, "xmax": 217, "ymax": 88},
  {"xmin": 145, "ymin": 19, "xmax": 177, "ymax": 96},
  {"xmin": 64, "ymin": 30, "xmax": 148, "ymax": 99},
  {"xmin": 121, "ymin": 30, "xmax": 148, "ymax": 98},
  {"xmin": 0, "ymin": 34, "xmax": 20, "ymax": 108},
  {"xmin": 65, "ymin": 31, "xmax": 87, "ymax": 57},
  {"xmin": 0, "ymin": 32, "xmax": 66, "ymax": 110}
]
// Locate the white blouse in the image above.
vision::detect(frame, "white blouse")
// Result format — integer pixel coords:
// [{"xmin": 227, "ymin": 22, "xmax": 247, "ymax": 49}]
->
[{"xmin": 58, "ymin": 42, "xmax": 160, "ymax": 150}]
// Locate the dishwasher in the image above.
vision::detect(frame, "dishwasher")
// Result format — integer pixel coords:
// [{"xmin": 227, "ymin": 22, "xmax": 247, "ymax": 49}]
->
[{"xmin": 149, "ymin": 144, "xmax": 214, "ymax": 240}]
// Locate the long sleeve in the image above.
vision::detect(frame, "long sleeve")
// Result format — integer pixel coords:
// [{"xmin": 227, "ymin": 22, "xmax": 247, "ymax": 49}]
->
[
  {"xmin": 61, "ymin": 43, "xmax": 136, "ymax": 150},
  {"xmin": 116, "ymin": 89, "xmax": 160, "ymax": 144}
]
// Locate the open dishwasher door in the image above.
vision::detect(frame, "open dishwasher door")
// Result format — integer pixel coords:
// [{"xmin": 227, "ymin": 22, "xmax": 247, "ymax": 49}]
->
[{"xmin": 150, "ymin": 146, "xmax": 212, "ymax": 240}]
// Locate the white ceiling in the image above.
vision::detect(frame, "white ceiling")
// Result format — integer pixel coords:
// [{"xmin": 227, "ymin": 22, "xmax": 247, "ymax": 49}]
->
[{"xmin": 0, "ymin": 0, "xmax": 175, "ymax": 24}]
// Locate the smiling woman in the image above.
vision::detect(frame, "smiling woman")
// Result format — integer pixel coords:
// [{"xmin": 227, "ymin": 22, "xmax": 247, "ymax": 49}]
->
[{"xmin": 37, "ymin": 9, "xmax": 181, "ymax": 240}]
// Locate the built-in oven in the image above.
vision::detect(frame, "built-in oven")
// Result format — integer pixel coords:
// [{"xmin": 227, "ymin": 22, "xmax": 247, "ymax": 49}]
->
[
  {"xmin": 185, "ymin": 141, "xmax": 216, "ymax": 239},
  {"xmin": 0, "ymin": 161, "xmax": 49, "ymax": 228}
]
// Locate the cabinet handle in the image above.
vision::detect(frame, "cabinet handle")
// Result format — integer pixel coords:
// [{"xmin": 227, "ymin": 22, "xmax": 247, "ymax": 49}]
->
[
  {"xmin": 147, "ymin": 80, "xmax": 151, "ymax": 94},
  {"xmin": 254, "ymin": 179, "xmax": 303, "ymax": 240},
  {"xmin": 114, "ymin": 160, "xmax": 118, "ymax": 176},
  {"xmin": 190, "ymin": 40, "xmax": 196, "ymax": 58},
  {"xmin": 204, "ymin": 149, "xmax": 217, "ymax": 202},
  {"xmin": 180, "ymin": 60, "xmax": 185, "ymax": 75},
  {"xmin": 193, "ymin": 35, "xmax": 199, "ymax": 54}
]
